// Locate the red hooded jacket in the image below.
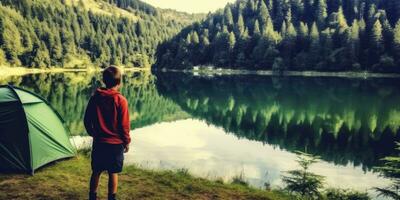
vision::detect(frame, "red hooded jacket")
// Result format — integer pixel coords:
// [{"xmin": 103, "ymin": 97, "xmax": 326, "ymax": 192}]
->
[{"xmin": 84, "ymin": 88, "xmax": 131, "ymax": 146}]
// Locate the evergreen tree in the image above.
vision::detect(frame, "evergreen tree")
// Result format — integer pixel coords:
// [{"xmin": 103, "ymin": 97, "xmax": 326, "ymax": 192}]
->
[
  {"xmin": 0, "ymin": 17, "xmax": 23, "ymax": 65},
  {"xmin": 370, "ymin": 20, "xmax": 384, "ymax": 68},
  {"xmin": 282, "ymin": 151, "xmax": 325, "ymax": 199},
  {"xmin": 224, "ymin": 6, "xmax": 234, "ymax": 28},
  {"xmin": 350, "ymin": 19, "xmax": 360, "ymax": 70},
  {"xmin": 154, "ymin": 0, "xmax": 400, "ymax": 73},
  {"xmin": 374, "ymin": 142, "xmax": 400, "ymax": 200},
  {"xmin": 228, "ymin": 31, "xmax": 236, "ymax": 65},
  {"xmin": 308, "ymin": 22, "xmax": 321, "ymax": 68},
  {"xmin": 394, "ymin": 20, "xmax": 400, "ymax": 63},
  {"xmin": 258, "ymin": 0, "xmax": 272, "ymax": 29},
  {"xmin": 236, "ymin": 13, "xmax": 245, "ymax": 36},
  {"xmin": 315, "ymin": 0, "xmax": 327, "ymax": 29},
  {"xmin": 191, "ymin": 31, "xmax": 200, "ymax": 44},
  {"xmin": 32, "ymin": 41, "xmax": 51, "ymax": 68},
  {"xmin": 337, "ymin": 6, "xmax": 349, "ymax": 30},
  {"xmin": 253, "ymin": 19, "xmax": 261, "ymax": 35}
]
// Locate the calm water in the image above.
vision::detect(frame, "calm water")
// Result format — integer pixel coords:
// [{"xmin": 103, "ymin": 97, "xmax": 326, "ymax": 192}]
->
[{"xmin": 2, "ymin": 71, "xmax": 400, "ymax": 197}]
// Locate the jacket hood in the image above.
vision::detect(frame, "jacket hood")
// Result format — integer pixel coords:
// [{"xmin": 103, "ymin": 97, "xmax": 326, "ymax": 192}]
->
[{"xmin": 95, "ymin": 88, "xmax": 120, "ymax": 97}]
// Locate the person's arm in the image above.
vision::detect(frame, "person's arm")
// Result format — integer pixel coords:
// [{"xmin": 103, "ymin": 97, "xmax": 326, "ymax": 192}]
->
[
  {"xmin": 119, "ymin": 97, "xmax": 131, "ymax": 148},
  {"xmin": 84, "ymin": 97, "xmax": 96, "ymax": 137}
]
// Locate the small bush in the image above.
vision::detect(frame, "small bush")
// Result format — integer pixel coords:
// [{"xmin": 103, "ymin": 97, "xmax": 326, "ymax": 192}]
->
[
  {"xmin": 215, "ymin": 178, "xmax": 224, "ymax": 184},
  {"xmin": 282, "ymin": 151, "xmax": 325, "ymax": 198},
  {"xmin": 176, "ymin": 168, "xmax": 190, "ymax": 177},
  {"xmin": 231, "ymin": 172, "xmax": 248, "ymax": 186},
  {"xmin": 324, "ymin": 188, "xmax": 370, "ymax": 200}
]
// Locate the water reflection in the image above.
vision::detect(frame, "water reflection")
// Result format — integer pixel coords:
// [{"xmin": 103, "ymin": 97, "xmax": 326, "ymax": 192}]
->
[
  {"xmin": 73, "ymin": 119, "xmax": 390, "ymax": 193},
  {"xmin": 2, "ymin": 72, "xmax": 398, "ymax": 195},
  {"xmin": 1, "ymin": 72, "xmax": 187, "ymax": 135},
  {"xmin": 155, "ymin": 72, "xmax": 400, "ymax": 170}
]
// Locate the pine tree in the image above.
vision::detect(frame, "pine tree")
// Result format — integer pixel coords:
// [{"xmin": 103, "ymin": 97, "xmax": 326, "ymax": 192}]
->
[
  {"xmin": 152, "ymin": 0, "xmax": 400, "ymax": 73},
  {"xmin": 309, "ymin": 22, "xmax": 321, "ymax": 68},
  {"xmin": 382, "ymin": 19, "xmax": 394, "ymax": 53},
  {"xmin": 320, "ymin": 29, "xmax": 333, "ymax": 70},
  {"xmin": 228, "ymin": 31, "xmax": 236, "ymax": 66},
  {"xmin": 191, "ymin": 31, "xmax": 200, "ymax": 44},
  {"xmin": 282, "ymin": 151, "xmax": 325, "ymax": 198},
  {"xmin": 369, "ymin": 20, "xmax": 384, "ymax": 69},
  {"xmin": 297, "ymin": 22, "xmax": 309, "ymax": 52},
  {"xmin": 337, "ymin": 6, "xmax": 349, "ymax": 31},
  {"xmin": 252, "ymin": 36, "xmax": 269, "ymax": 69},
  {"xmin": 236, "ymin": 13, "xmax": 245, "ymax": 36},
  {"xmin": 393, "ymin": 20, "xmax": 400, "ymax": 65},
  {"xmin": 274, "ymin": 0, "xmax": 285, "ymax": 30},
  {"xmin": 32, "ymin": 41, "xmax": 51, "ymax": 68},
  {"xmin": 253, "ymin": 19, "xmax": 261, "ymax": 35},
  {"xmin": 374, "ymin": 142, "xmax": 400, "ymax": 199},
  {"xmin": 315, "ymin": 0, "xmax": 327, "ymax": 29},
  {"xmin": 50, "ymin": 30, "xmax": 63, "ymax": 64},
  {"xmin": 371, "ymin": 20, "xmax": 383, "ymax": 49},
  {"xmin": 224, "ymin": 7, "xmax": 234, "ymax": 28},
  {"xmin": 258, "ymin": 0, "xmax": 272, "ymax": 29},
  {"xmin": 350, "ymin": 19, "xmax": 360, "ymax": 70},
  {"xmin": 0, "ymin": 17, "xmax": 23, "ymax": 65}
]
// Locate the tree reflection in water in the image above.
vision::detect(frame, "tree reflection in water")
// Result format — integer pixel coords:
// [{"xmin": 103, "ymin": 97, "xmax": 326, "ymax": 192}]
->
[{"xmin": 155, "ymin": 72, "xmax": 400, "ymax": 170}]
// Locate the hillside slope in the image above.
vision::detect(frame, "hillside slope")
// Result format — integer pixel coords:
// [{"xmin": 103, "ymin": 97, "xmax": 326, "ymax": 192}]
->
[
  {"xmin": 0, "ymin": 0, "xmax": 202, "ymax": 69},
  {"xmin": 154, "ymin": 0, "xmax": 400, "ymax": 73}
]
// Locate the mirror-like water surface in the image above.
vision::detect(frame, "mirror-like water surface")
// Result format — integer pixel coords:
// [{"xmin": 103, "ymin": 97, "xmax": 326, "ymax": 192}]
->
[{"xmin": 2, "ymin": 72, "xmax": 399, "ymax": 197}]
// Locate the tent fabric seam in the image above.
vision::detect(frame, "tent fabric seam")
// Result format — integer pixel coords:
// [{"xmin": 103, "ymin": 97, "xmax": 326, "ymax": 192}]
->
[{"xmin": 9, "ymin": 86, "xmax": 78, "ymax": 153}]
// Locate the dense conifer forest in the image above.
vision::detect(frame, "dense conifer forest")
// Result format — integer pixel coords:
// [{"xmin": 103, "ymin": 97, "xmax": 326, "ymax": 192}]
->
[
  {"xmin": 155, "ymin": 0, "xmax": 400, "ymax": 73},
  {"xmin": 0, "ymin": 0, "xmax": 202, "ymax": 68}
]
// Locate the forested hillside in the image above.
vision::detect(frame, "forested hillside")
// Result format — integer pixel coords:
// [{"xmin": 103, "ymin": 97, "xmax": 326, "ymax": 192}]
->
[
  {"xmin": 0, "ymin": 0, "xmax": 202, "ymax": 69},
  {"xmin": 155, "ymin": 0, "xmax": 400, "ymax": 73}
]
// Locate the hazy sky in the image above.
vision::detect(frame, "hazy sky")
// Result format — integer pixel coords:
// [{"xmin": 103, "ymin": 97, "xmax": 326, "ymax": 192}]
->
[{"xmin": 142, "ymin": 0, "xmax": 236, "ymax": 13}]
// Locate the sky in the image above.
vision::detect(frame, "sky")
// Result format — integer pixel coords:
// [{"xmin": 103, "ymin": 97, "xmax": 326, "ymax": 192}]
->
[{"xmin": 142, "ymin": 0, "xmax": 236, "ymax": 13}]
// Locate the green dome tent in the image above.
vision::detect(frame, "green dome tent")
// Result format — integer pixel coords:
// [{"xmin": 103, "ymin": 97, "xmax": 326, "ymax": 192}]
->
[{"xmin": 0, "ymin": 85, "xmax": 76, "ymax": 174}]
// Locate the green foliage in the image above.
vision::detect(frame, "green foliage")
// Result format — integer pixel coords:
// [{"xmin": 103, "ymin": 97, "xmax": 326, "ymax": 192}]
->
[
  {"xmin": 155, "ymin": 0, "xmax": 400, "ymax": 73},
  {"xmin": 374, "ymin": 142, "xmax": 400, "ymax": 199},
  {"xmin": 324, "ymin": 188, "xmax": 370, "ymax": 200},
  {"xmin": 282, "ymin": 151, "xmax": 325, "ymax": 199},
  {"xmin": 231, "ymin": 172, "xmax": 249, "ymax": 186},
  {"xmin": 0, "ymin": 0, "xmax": 200, "ymax": 68}
]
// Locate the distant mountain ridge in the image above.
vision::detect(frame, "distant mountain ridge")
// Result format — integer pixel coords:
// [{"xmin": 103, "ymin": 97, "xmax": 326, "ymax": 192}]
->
[
  {"xmin": 154, "ymin": 0, "xmax": 400, "ymax": 73},
  {"xmin": 0, "ymin": 0, "xmax": 203, "ymax": 68}
]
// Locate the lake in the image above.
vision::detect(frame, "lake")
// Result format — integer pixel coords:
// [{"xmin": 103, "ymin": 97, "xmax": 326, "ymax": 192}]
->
[{"xmin": 2, "ymin": 71, "xmax": 399, "ymax": 198}]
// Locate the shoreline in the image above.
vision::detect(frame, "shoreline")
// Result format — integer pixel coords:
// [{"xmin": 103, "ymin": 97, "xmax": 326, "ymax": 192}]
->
[
  {"xmin": 158, "ymin": 68, "xmax": 400, "ymax": 78},
  {"xmin": 0, "ymin": 155, "xmax": 289, "ymax": 200},
  {"xmin": 0, "ymin": 66, "xmax": 150, "ymax": 78},
  {"xmin": 2, "ymin": 66, "xmax": 400, "ymax": 79}
]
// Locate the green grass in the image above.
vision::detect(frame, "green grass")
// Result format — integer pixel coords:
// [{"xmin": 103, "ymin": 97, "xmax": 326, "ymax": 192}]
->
[{"xmin": 0, "ymin": 155, "xmax": 289, "ymax": 200}]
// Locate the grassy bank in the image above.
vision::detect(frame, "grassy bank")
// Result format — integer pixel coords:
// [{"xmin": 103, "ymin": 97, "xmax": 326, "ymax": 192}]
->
[{"xmin": 0, "ymin": 155, "xmax": 288, "ymax": 200}]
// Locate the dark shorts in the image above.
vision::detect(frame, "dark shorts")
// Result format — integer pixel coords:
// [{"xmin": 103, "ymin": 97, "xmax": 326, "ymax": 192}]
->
[{"xmin": 91, "ymin": 142, "xmax": 124, "ymax": 173}]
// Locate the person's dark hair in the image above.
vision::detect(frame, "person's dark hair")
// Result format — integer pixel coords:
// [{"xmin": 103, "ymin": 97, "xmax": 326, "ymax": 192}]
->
[{"xmin": 102, "ymin": 66, "xmax": 122, "ymax": 88}]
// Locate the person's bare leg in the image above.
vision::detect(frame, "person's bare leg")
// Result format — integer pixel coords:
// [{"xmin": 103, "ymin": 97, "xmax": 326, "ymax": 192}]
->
[
  {"xmin": 90, "ymin": 171, "xmax": 102, "ymax": 193},
  {"xmin": 108, "ymin": 172, "xmax": 118, "ymax": 198}
]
